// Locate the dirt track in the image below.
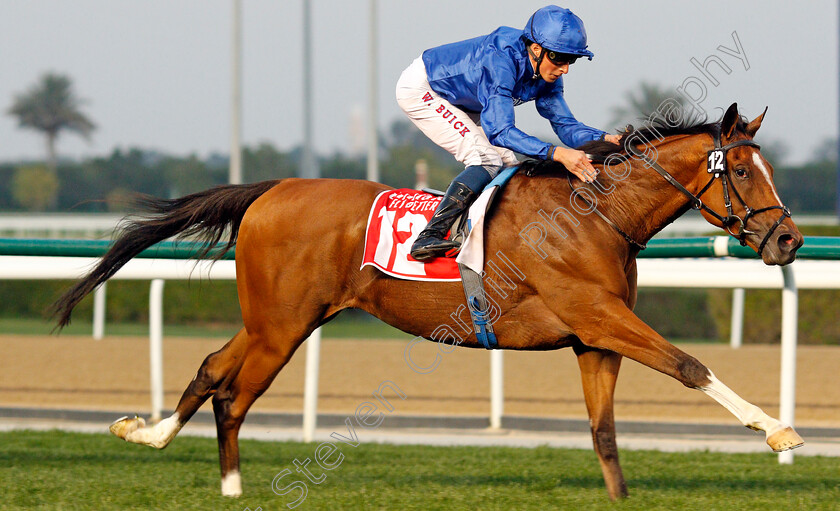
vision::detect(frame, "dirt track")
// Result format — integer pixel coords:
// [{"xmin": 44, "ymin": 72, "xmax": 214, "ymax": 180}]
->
[{"xmin": 1, "ymin": 334, "xmax": 838, "ymax": 427}]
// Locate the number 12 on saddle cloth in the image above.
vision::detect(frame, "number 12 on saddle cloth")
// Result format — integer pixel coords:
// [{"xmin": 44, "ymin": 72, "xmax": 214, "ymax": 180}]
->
[
  {"xmin": 361, "ymin": 165, "xmax": 514, "ymax": 281},
  {"xmin": 361, "ymin": 189, "xmax": 462, "ymax": 281},
  {"xmin": 361, "ymin": 189, "xmax": 461, "ymax": 282}
]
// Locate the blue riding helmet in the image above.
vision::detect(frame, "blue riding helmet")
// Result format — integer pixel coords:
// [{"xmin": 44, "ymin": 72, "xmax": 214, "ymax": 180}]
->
[{"xmin": 523, "ymin": 5, "xmax": 594, "ymax": 60}]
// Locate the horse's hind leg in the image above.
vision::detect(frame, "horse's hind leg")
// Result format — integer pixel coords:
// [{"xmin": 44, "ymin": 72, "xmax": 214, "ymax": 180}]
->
[
  {"xmin": 574, "ymin": 344, "xmax": 628, "ymax": 501},
  {"xmin": 111, "ymin": 321, "xmax": 306, "ymax": 497},
  {"xmin": 110, "ymin": 328, "xmax": 252, "ymax": 448},
  {"xmin": 211, "ymin": 327, "xmax": 309, "ymax": 497}
]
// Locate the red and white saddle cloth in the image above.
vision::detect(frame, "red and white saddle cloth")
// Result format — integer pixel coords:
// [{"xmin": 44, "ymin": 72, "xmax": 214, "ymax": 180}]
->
[
  {"xmin": 361, "ymin": 188, "xmax": 494, "ymax": 281},
  {"xmin": 361, "ymin": 190, "xmax": 461, "ymax": 281}
]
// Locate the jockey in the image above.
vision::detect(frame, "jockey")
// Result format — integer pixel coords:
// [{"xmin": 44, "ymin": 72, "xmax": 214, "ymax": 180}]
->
[{"xmin": 396, "ymin": 5, "xmax": 620, "ymax": 261}]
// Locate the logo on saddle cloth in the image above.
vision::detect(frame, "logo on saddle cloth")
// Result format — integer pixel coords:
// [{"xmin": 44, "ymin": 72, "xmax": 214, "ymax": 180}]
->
[{"xmin": 361, "ymin": 189, "xmax": 461, "ymax": 281}]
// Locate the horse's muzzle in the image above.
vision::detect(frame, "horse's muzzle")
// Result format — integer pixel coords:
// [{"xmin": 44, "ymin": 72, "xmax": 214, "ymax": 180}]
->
[{"xmin": 759, "ymin": 226, "xmax": 803, "ymax": 266}]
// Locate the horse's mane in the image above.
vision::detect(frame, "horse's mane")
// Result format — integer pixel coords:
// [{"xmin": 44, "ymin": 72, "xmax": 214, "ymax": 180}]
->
[{"xmin": 518, "ymin": 113, "xmax": 749, "ymax": 175}]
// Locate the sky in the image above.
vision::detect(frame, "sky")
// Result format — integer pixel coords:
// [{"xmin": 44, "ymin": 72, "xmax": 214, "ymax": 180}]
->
[{"xmin": 0, "ymin": 0, "xmax": 837, "ymax": 165}]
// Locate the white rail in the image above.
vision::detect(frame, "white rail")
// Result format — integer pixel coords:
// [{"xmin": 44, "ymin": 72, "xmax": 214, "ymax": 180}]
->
[{"xmin": 1, "ymin": 255, "xmax": 833, "ymax": 463}]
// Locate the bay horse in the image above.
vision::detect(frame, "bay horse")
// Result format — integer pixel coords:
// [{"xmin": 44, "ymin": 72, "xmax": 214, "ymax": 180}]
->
[{"xmin": 52, "ymin": 103, "xmax": 804, "ymax": 500}]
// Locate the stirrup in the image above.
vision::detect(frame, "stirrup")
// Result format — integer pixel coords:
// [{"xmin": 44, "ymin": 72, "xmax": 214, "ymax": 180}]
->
[{"xmin": 410, "ymin": 236, "xmax": 461, "ymax": 261}]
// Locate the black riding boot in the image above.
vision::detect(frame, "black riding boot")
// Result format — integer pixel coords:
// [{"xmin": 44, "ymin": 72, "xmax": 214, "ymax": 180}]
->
[{"xmin": 410, "ymin": 180, "xmax": 478, "ymax": 261}]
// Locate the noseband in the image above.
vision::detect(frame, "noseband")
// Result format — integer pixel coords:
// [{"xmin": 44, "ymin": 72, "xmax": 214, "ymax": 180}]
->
[{"xmin": 580, "ymin": 124, "xmax": 791, "ymax": 256}]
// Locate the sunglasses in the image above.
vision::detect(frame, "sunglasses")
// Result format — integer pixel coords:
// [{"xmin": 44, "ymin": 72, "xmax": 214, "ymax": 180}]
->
[{"xmin": 545, "ymin": 51, "xmax": 578, "ymax": 65}]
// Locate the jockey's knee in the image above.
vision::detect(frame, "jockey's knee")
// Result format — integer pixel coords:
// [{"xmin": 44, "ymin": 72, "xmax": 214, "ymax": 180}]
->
[
  {"xmin": 463, "ymin": 147, "xmax": 504, "ymax": 170},
  {"xmin": 482, "ymin": 164, "xmax": 504, "ymax": 178},
  {"xmin": 455, "ymin": 165, "xmax": 496, "ymax": 192},
  {"xmin": 498, "ymin": 148, "xmax": 520, "ymax": 167}
]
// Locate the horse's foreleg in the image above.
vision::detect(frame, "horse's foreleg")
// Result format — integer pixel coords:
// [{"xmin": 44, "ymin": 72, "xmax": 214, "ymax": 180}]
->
[
  {"xmin": 574, "ymin": 344, "xmax": 628, "ymax": 500},
  {"xmin": 571, "ymin": 298, "xmax": 803, "ymax": 452},
  {"xmin": 110, "ymin": 329, "xmax": 250, "ymax": 449},
  {"xmin": 698, "ymin": 369, "xmax": 803, "ymax": 451}
]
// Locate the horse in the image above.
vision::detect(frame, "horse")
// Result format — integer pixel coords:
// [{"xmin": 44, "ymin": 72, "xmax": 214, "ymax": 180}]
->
[{"xmin": 52, "ymin": 103, "xmax": 804, "ymax": 500}]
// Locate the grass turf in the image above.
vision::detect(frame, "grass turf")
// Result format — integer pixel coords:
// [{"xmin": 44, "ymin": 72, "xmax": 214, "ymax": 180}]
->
[{"xmin": 0, "ymin": 430, "xmax": 838, "ymax": 510}]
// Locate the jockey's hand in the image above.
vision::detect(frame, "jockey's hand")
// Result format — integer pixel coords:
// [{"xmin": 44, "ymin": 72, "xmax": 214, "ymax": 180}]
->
[
  {"xmin": 553, "ymin": 146, "xmax": 597, "ymax": 183},
  {"xmin": 603, "ymin": 133, "xmax": 621, "ymax": 145}
]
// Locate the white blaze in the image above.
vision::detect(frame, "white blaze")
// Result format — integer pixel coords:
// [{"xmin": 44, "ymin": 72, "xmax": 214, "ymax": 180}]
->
[{"xmin": 752, "ymin": 152, "xmax": 783, "ymax": 204}]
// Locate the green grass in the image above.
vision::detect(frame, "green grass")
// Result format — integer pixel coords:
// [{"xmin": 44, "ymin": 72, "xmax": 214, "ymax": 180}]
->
[
  {"xmin": 0, "ymin": 315, "xmax": 414, "ymax": 340},
  {"xmin": 1, "ymin": 430, "xmax": 838, "ymax": 510}
]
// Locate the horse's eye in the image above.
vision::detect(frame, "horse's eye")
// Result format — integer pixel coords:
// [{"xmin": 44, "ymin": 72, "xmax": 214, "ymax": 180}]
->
[{"xmin": 734, "ymin": 167, "xmax": 748, "ymax": 179}]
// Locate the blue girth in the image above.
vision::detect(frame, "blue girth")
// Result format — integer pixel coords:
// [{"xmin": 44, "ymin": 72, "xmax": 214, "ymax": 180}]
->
[{"xmin": 468, "ymin": 296, "xmax": 498, "ymax": 349}]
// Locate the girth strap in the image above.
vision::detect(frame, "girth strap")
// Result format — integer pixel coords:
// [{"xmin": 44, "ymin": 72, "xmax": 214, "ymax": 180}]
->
[{"xmin": 452, "ymin": 215, "xmax": 498, "ymax": 350}]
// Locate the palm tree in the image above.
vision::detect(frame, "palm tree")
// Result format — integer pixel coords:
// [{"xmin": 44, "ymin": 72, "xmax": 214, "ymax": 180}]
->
[
  {"xmin": 607, "ymin": 81, "xmax": 693, "ymax": 130},
  {"xmin": 7, "ymin": 73, "xmax": 96, "ymax": 172}
]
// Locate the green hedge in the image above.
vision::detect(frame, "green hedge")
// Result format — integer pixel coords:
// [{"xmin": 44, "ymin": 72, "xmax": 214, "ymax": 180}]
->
[
  {"xmin": 0, "ymin": 281, "xmax": 836, "ymax": 345},
  {"xmin": 634, "ymin": 289, "xmax": 720, "ymax": 341},
  {"xmin": 0, "ymin": 281, "xmax": 722, "ymax": 341},
  {"xmin": 707, "ymin": 288, "xmax": 840, "ymax": 345},
  {"xmin": 0, "ymin": 280, "xmax": 241, "ymax": 325}
]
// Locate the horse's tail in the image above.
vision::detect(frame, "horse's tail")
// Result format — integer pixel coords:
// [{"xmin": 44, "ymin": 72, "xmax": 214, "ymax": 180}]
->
[{"xmin": 51, "ymin": 179, "xmax": 281, "ymax": 329}]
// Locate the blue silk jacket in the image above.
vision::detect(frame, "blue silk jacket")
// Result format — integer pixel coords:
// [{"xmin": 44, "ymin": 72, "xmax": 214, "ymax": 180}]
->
[{"xmin": 422, "ymin": 26, "xmax": 605, "ymax": 159}]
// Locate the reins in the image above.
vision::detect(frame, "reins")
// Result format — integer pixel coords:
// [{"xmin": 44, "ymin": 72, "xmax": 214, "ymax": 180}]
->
[
  {"xmin": 566, "ymin": 173, "xmax": 647, "ymax": 250},
  {"xmin": 571, "ymin": 123, "xmax": 791, "ymax": 257}
]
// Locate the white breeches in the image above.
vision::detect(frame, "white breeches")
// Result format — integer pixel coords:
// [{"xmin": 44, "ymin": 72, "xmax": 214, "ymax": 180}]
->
[{"xmin": 395, "ymin": 56, "xmax": 519, "ymax": 171}]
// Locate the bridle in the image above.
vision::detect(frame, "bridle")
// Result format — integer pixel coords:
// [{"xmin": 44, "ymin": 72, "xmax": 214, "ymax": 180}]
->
[{"xmin": 571, "ymin": 124, "xmax": 792, "ymax": 256}]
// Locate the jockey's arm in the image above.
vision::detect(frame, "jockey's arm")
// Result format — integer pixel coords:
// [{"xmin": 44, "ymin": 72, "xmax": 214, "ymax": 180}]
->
[
  {"xmin": 481, "ymin": 95, "xmax": 554, "ymax": 159},
  {"xmin": 477, "ymin": 54, "xmax": 555, "ymax": 160},
  {"xmin": 535, "ymin": 87, "xmax": 606, "ymax": 149},
  {"xmin": 482, "ymin": 99, "xmax": 599, "ymax": 183},
  {"xmin": 535, "ymin": 86, "xmax": 618, "ymax": 182},
  {"xmin": 477, "ymin": 52, "xmax": 602, "ymax": 182}
]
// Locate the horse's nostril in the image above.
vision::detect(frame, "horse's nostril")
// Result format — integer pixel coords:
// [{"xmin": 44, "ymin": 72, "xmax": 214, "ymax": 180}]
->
[{"xmin": 777, "ymin": 233, "xmax": 797, "ymax": 252}]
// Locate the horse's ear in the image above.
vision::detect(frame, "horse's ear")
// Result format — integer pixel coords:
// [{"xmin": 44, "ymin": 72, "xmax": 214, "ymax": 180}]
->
[
  {"xmin": 745, "ymin": 107, "xmax": 768, "ymax": 138},
  {"xmin": 721, "ymin": 102, "xmax": 739, "ymax": 138}
]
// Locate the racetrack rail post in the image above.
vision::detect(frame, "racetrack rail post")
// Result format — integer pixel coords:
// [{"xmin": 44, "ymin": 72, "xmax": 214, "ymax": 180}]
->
[
  {"xmin": 93, "ymin": 282, "xmax": 106, "ymax": 340},
  {"xmin": 1, "ymin": 236, "xmax": 835, "ymax": 453},
  {"xmin": 490, "ymin": 350, "xmax": 504, "ymax": 429},
  {"xmin": 149, "ymin": 279, "xmax": 165, "ymax": 423},
  {"xmin": 778, "ymin": 266, "xmax": 798, "ymax": 464},
  {"xmin": 730, "ymin": 288, "xmax": 745, "ymax": 349},
  {"xmin": 302, "ymin": 328, "xmax": 321, "ymax": 443}
]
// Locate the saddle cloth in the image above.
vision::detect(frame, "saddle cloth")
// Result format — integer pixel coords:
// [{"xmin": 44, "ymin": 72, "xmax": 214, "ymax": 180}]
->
[
  {"xmin": 360, "ymin": 166, "xmax": 518, "ymax": 281},
  {"xmin": 361, "ymin": 189, "xmax": 461, "ymax": 281}
]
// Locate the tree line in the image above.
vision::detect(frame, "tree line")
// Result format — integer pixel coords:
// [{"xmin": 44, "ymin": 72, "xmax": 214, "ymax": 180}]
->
[
  {"xmin": 0, "ymin": 132, "xmax": 467, "ymax": 212},
  {"xmin": 3, "ymin": 73, "xmax": 837, "ymax": 213}
]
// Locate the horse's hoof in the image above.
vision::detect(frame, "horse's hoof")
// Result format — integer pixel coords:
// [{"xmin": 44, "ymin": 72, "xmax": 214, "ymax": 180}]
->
[
  {"xmin": 110, "ymin": 415, "xmax": 145, "ymax": 440},
  {"xmin": 767, "ymin": 426, "xmax": 804, "ymax": 452}
]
